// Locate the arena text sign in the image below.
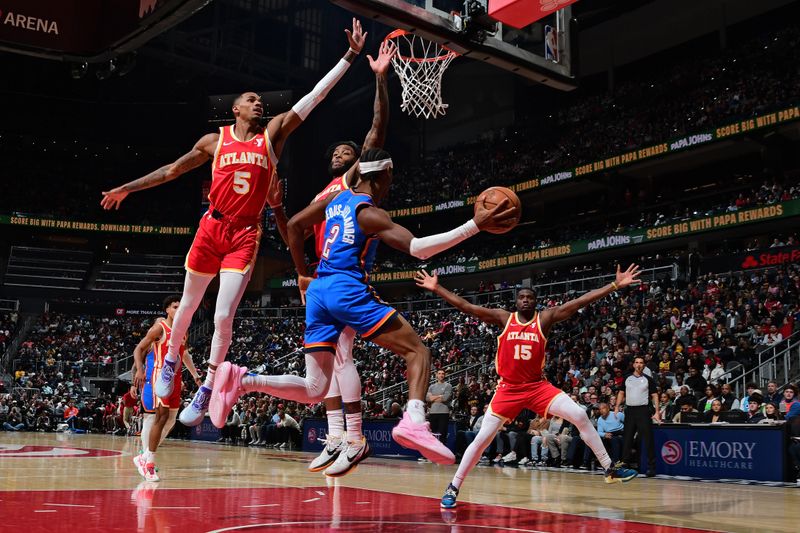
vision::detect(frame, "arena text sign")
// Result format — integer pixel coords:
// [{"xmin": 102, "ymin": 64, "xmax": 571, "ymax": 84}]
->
[
  {"xmin": 1, "ymin": 214, "xmax": 192, "ymax": 235},
  {"xmin": 385, "ymin": 103, "xmax": 800, "ymax": 220}
]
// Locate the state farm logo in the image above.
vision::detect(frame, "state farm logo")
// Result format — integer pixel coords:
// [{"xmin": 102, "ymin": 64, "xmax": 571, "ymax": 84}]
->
[
  {"xmin": 741, "ymin": 256, "xmax": 759, "ymax": 269},
  {"xmin": 661, "ymin": 440, "xmax": 682, "ymax": 465},
  {"xmin": 307, "ymin": 427, "xmax": 317, "ymax": 443},
  {"xmin": 741, "ymin": 248, "xmax": 800, "ymax": 269}
]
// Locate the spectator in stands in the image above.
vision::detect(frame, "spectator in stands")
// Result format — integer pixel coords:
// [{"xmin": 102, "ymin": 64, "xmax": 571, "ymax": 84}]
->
[
  {"xmin": 455, "ymin": 405, "xmax": 482, "ymax": 459},
  {"xmin": 385, "ymin": 402, "xmax": 403, "ymax": 419},
  {"xmin": 3, "ymin": 401, "xmax": 25, "ymax": 431},
  {"xmin": 764, "ymin": 403, "xmax": 781, "ymax": 421},
  {"xmin": 780, "ymin": 384, "xmax": 798, "ymax": 417},
  {"xmin": 672, "ymin": 403, "xmax": 698, "ymax": 423},
  {"xmin": 63, "ymin": 400, "xmax": 79, "ymax": 430},
  {"xmin": 685, "ymin": 367, "xmax": 707, "ymax": 398},
  {"xmin": 740, "ymin": 383, "xmax": 758, "ymax": 413},
  {"xmin": 745, "ymin": 393, "xmax": 765, "ymax": 424},
  {"xmin": 697, "ymin": 385, "xmax": 720, "ymax": 413},
  {"xmin": 704, "ymin": 399, "xmax": 724, "ymax": 423},
  {"xmin": 719, "ymin": 383, "xmax": 739, "ymax": 411},
  {"xmin": 765, "ymin": 381, "xmax": 782, "ymax": 405},
  {"xmin": 596, "ymin": 403, "xmax": 624, "ymax": 463},
  {"xmin": 763, "ymin": 325, "xmax": 784, "ymax": 346},
  {"xmin": 528, "ymin": 416, "xmax": 550, "ymax": 465}
]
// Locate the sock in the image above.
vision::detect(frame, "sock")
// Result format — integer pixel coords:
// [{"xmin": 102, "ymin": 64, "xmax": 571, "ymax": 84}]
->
[
  {"xmin": 345, "ymin": 412, "xmax": 362, "ymax": 442},
  {"xmin": 164, "ymin": 357, "xmax": 177, "ymax": 367},
  {"xmin": 327, "ymin": 409, "xmax": 344, "ymax": 439},
  {"xmin": 406, "ymin": 399, "xmax": 426, "ymax": 424},
  {"xmin": 203, "ymin": 366, "xmax": 217, "ymax": 389},
  {"xmin": 145, "ymin": 450, "xmax": 155, "ymax": 464}
]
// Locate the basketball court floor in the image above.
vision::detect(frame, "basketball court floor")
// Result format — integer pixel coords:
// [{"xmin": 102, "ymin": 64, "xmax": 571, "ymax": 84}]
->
[{"xmin": 1, "ymin": 433, "xmax": 798, "ymax": 532}]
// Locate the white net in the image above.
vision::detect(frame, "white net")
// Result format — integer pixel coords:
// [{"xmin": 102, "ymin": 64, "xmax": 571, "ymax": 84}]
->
[{"xmin": 386, "ymin": 30, "xmax": 458, "ymax": 119}]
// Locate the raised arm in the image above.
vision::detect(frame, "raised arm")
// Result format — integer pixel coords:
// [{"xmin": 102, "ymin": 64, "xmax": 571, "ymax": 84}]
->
[
  {"xmin": 101, "ymin": 133, "xmax": 218, "ymax": 210},
  {"xmin": 132, "ymin": 321, "xmax": 164, "ymax": 389},
  {"xmin": 415, "ymin": 269, "xmax": 509, "ymax": 327},
  {"xmin": 539, "ymin": 264, "xmax": 641, "ymax": 337},
  {"xmin": 361, "ymin": 40, "xmax": 396, "ymax": 151},
  {"xmin": 267, "ymin": 18, "xmax": 366, "ymax": 159}
]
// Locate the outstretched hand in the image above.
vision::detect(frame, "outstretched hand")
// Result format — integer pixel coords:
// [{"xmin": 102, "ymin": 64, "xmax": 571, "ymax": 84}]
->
[
  {"xmin": 473, "ymin": 198, "xmax": 518, "ymax": 232},
  {"xmin": 615, "ymin": 263, "xmax": 642, "ymax": 289},
  {"xmin": 368, "ymin": 39, "xmax": 397, "ymax": 75},
  {"xmin": 100, "ymin": 187, "xmax": 128, "ymax": 210},
  {"xmin": 345, "ymin": 18, "xmax": 366, "ymax": 54},
  {"xmin": 414, "ymin": 269, "xmax": 439, "ymax": 292}
]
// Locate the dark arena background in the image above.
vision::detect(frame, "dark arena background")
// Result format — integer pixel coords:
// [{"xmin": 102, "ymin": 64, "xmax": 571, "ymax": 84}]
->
[{"xmin": 1, "ymin": 1, "xmax": 799, "ymax": 531}]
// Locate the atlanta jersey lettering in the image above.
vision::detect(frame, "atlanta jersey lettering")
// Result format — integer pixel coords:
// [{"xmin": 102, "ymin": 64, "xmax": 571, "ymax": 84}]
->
[
  {"xmin": 495, "ymin": 313, "xmax": 547, "ymax": 383},
  {"xmin": 312, "ymin": 175, "xmax": 349, "ymax": 259},
  {"xmin": 209, "ymin": 124, "xmax": 277, "ymax": 219}
]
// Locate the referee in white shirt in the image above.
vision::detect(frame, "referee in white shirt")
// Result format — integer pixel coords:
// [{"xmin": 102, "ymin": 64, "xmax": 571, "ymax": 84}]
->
[{"xmin": 615, "ymin": 355, "xmax": 660, "ymax": 477}]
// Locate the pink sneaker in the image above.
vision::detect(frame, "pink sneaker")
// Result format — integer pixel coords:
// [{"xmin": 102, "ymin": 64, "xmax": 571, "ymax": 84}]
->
[
  {"xmin": 209, "ymin": 362, "xmax": 248, "ymax": 428},
  {"xmin": 133, "ymin": 453, "xmax": 146, "ymax": 478},
  {"xmin": 391, "ymin": 412, "xmax": 455, "ymax": 465}
]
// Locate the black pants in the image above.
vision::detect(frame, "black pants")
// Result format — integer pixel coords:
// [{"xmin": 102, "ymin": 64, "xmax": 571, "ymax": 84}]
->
[
  {"xmin": 621, "ymin": 405, "xmax": 655, "ymax": 471},
  {"xmin": 429, "ymin": 413, "xmax": 450, "ymax": 445}
]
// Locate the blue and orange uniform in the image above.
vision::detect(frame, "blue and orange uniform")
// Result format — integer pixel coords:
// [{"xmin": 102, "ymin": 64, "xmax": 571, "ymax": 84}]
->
[
  {"xmin": 488, "ymin": 312, "xmax": 562, "ymax": 420},
  {"xmin": 142, "ymin": 320, "xmax": 185, "ymax": 412},
  {"xmin": 303, "ymin": 189, "xmax": 397, "ymax": 352}
]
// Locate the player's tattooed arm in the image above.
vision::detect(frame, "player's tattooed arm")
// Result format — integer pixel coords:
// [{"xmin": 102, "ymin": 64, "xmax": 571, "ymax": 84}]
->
[
  {"xmin": 101, "ymin": 133, "xmax": 218, "ymax": 210},
  {"xmin": 132, "ymin": 322, "xmax": 164, "ymax": 389},
  {"xmin": 538, "ymin": 264, "xmax": 641, "ymax": 337},
  {"xmin": 415, "ymin": 269, "xmax": 510, "ymax": 327},
  {"xmin": 362, "ymin": 40, "xmax": 397, "ymax": 151}
]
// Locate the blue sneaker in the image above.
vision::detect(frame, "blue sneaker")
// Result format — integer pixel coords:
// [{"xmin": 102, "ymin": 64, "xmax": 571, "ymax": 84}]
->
[
  {"xmin": 154, "ymin": 360, "xmax": 176, "ymax": 398},
  {"xmin": 604, "ymin": 466, "xmax": 638, "ymax": 483},
  {"xmin": 440, "ymin": 483, "xmax": 459, "ymax": 509},
  {"xmin": 178, "ymin": 386, "xmax": 211, "ymax": 427}
]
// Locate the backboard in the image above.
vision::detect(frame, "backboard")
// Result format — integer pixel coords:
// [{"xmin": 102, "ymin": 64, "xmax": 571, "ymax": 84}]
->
[{"xmin": 330, "ymin": 0, "xmax": 577, "ymax": 90}]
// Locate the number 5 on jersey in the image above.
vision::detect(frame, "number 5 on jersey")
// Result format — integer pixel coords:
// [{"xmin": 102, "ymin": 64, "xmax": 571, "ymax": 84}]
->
[
  {"xmin": 514, "ymin": 345, "xmax": 532, "ymax": 360},
  {"xmin": 321, "ymin": 224, "xmax": 341, "ymax": 259},
  {"xmin": 233, "ymin": 171, "xmax": 251, "ymax": 194}
]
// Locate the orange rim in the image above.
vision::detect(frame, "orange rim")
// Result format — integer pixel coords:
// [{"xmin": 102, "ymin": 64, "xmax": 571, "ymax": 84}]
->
[{"xmin": 383, "ymin": 28, "xmax": 459, "ymax": 64}]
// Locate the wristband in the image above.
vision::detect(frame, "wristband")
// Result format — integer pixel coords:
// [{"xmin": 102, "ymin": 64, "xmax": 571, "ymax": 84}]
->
[{"xmin": 611, "ymin": 281, "xmax": 618, "ymax": 290}]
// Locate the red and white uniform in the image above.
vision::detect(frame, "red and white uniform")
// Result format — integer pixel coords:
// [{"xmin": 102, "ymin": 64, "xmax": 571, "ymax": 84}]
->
[
  {"xmin": 153, "ymin": 321, "xmax": 185, "ymax": 410},
  {"xmin": 489, "ymin": 312, "xmax": 562, "ymax": 420},
  {"xmin": 312, "ymin": 175, "xmax": 349, "ymax": 259},
  {"xmin": 186, "ymin": 125, "xmax": 277, "ymax": 276}
]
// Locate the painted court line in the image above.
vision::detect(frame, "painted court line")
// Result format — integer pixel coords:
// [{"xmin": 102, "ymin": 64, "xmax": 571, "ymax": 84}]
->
[
  {"xmin": 150, "ymin": 506, "xmax": 200, "ymax": 510},
  {"xmin": 33, "ymin": 510, "xmax": 57, "ymax": 513},
  {"xmin": 43, "ymin": 503, "xmax": 95, "ymax": 508},
  {"xmin": 242, "ymin": 504, "xmax": 280, "ymax": 508},
  {"xmin": 301, "ymin": 497, "xmax": 320, "ymax": 503}
]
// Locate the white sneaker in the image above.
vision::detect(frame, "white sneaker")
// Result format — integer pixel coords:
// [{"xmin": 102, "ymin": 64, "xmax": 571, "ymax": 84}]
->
[
  {"xmin": 309, "ymin": 435, "xmax": 344, "ymax": 472},
  {"xmin": 178, "ymin": 386, "xmax": 211, "ymax": 427},
  {"xmin": 133, "ymin": 453, "xmax": 147, "ymax": 478},
  {"xmin": 502, "ymin": 451, "xmax": 517, "ymax": 462},
  {"xmin": 154, "ymin": 362, "xmax": 176, "ymax": 399},
  {"xmin": 324, "ymin": 437, "xmax": 371, "ymax": 478},
  {"xmin": 518, "ymin": 457, "xmax": 529, "ymax": 466}
]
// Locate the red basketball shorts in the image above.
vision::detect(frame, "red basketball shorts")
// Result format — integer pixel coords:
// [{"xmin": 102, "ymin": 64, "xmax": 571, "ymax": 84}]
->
[
  {"xmin": 489, "ymin": 379, "xmax": 563, "ymax": 421},
  {"xmin": 185, "ymin": 212, "xmax": 261, "ymax": 276}
]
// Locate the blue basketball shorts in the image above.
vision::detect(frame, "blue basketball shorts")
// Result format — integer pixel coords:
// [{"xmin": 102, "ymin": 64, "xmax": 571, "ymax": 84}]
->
[
  {"xmin": 303, "ymin": 274, "xmax": 398, "ymax": 352},
  {"xmin": 141, "ymin": 351, "xmax": 156, "ymax": 413}
]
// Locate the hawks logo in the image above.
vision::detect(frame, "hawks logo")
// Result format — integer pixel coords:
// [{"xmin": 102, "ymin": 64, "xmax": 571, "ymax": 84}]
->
[
  {"xmin": 307, "ymin": 428, "xmax": 317, "ymax": 444},
  {"xmin": 0, "ymin": 444, "xmax": 123, "ymax": 457},
  {"xmin": 661, "ymin": 440, "xmax": 682, "ymax": 465}
]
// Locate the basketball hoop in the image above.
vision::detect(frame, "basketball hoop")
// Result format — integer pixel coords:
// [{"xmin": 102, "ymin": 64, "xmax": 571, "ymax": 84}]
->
[{"xmin": 384, "ymin": 29, "xmax": 459, "ymax": 119}]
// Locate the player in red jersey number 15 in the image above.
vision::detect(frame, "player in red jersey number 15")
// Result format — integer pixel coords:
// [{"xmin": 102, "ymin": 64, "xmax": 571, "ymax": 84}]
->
[
  {"xmin": 414, "ymin": 264, "xmax": 642, "ymax": 509},
  {"xmin": 101, "ymin": 19, "xmax": 369, "ymax": 427}
]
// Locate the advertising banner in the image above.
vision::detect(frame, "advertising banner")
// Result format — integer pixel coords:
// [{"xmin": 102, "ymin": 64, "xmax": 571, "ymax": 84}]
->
[
  {"xmin": 701, "ymin": 244, "xmax": 800, "ymax": 274},
  {"xmin": 191, "ymin": 417, "xmax": 221, "ymax": 442},
  {"xmin": 386, "ymin": 104, "xmax": 800, "ymax": 219},
  {"xmin": 0, "ymin": 214, "xmax": 192, "ymax": 236},
  {"xmin": 302, "ymin": 418, "xmax": 456, "ymax": 458},
  {"xmin": 650, "ymin": 425, "xmax": 785, "ymax": 481}
]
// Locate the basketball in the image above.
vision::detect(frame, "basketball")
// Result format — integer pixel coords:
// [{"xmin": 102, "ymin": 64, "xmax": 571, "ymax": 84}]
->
[{"xmin": 474, "ymin": 186, "xmax": 521, "ymax": 234}]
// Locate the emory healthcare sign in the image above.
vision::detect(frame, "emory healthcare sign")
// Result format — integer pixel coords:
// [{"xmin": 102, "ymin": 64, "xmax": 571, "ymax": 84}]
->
[{"xmin": 652, "ymin": 426, "xmax": 785, "ymax": 481}]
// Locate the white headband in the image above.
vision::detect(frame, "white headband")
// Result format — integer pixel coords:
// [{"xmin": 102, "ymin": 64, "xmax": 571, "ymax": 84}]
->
[{"xmin": 359, "ymin": 158, "xmax": 393, "ymax": 173}]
